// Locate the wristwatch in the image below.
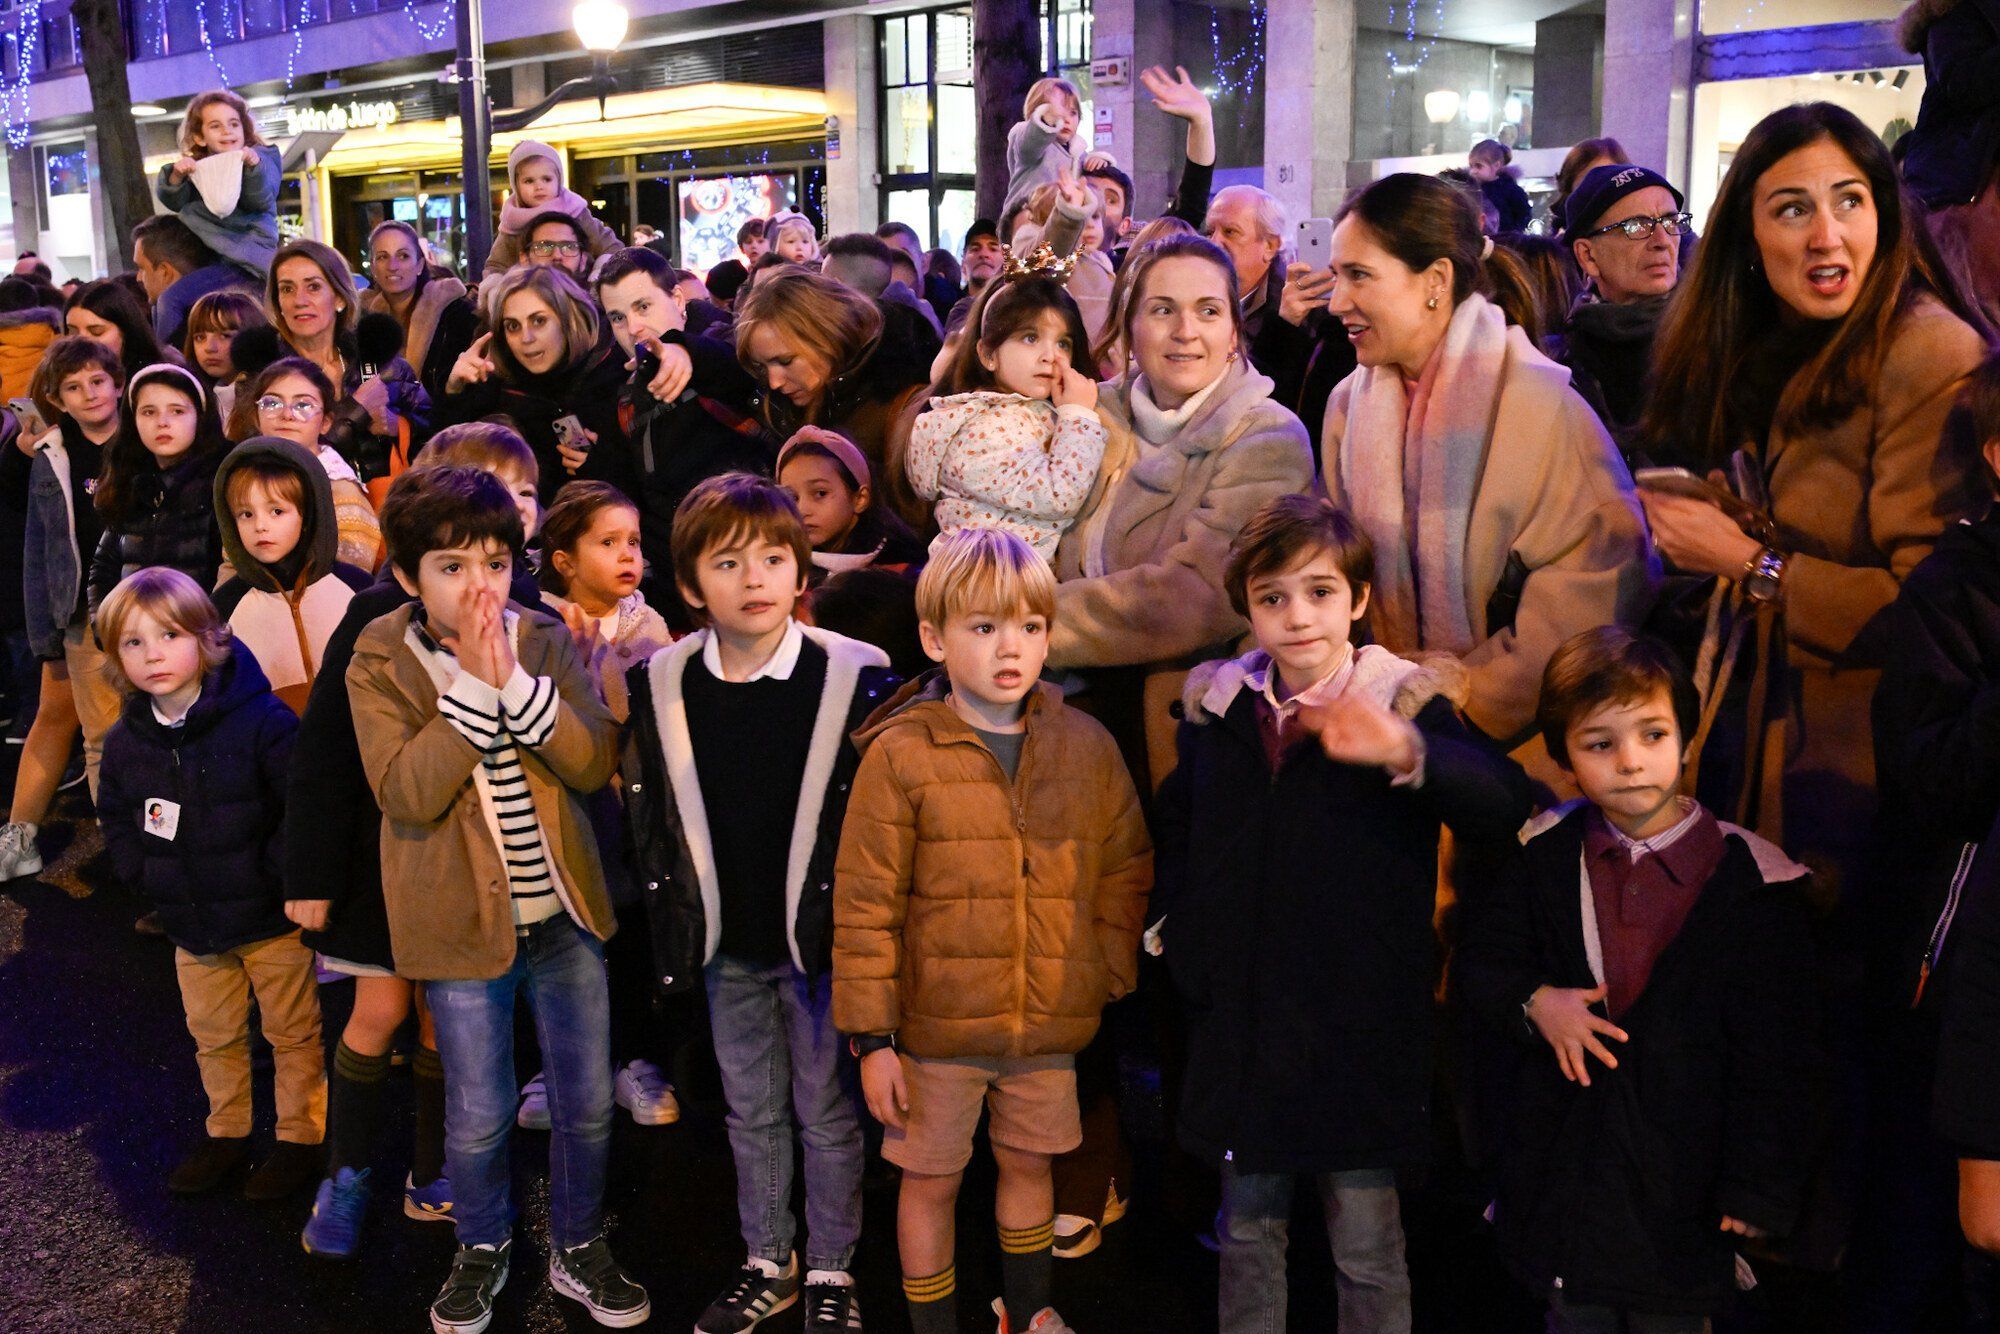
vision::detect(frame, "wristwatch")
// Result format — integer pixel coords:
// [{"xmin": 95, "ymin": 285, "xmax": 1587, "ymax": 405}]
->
[
  {"xmin": 1741, "ymin": 547, "xmax": 1788, "ymax": 604},
  {"xmin": 849, "ymin": 1033, "xmax": 896, "ymax": 1059}
]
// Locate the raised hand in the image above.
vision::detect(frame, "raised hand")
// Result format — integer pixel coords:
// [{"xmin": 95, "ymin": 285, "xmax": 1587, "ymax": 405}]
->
[
  {"xmin": 480, "ymin": 586, "xmax": 517, "ymax": 687},
  {"xmin": 1054, "ymin": 164, "xmax": 1093, "ymax": 214},
  {"xmin": 1524, "ymin": 984, "xmax": 1629, "ymax": 1087},
  {"xmin": 448, "ymin": 332, "xmax": 498, "ymax": 394},
  {"xmin": 1140, "ymin": 64, "xmax": 1211, "ymax": 124}
]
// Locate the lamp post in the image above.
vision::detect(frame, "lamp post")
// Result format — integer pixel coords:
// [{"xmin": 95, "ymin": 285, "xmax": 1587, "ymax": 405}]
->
[{"xmin": 457, "ymin": 0, "xmax": 629, "ymax": 278}]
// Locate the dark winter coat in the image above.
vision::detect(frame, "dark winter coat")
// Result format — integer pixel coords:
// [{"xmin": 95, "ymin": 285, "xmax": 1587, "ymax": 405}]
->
[
  {"xmin": 87, "ymin": 448, "xmax": 226, "ymax": 621},
  {"xmin": 99, "ymin": 645, "xmax": 299, "ymax": 956},
  {"xmin": 0, "ymin": 415, "xmax": 31, "ymax": 633},
  {"xmin": 1484, "ymin": 172, "xmax": 1534, "ymax": 234},
  {"xmin": 288, "ymin": 569, "xmax": 552, "ymax": 971},
  {"xmin": 436, "ymin": 335, "xmax": 638, "ymax": 506},
  {"xmin": 1897, "ymin": 0, "xmax": 2000, "ymax": 207},
  {"xmin": 621, "ymin": 625, "xmax": 896, "ymax": 993},
  {"xmin": 21, "ymin": 419, "xmax": 105, "ymax": 658},
  {"xmin": 1154, "ymin": 647, "xmax": 1531, "ymax": 1174},
  {"xmin": 275, "ymin": 335, "xmax": 431, "ymax": 486},
  {"xmin": 1458, "ymin": 804, "xmax": 1825, "ymax": 1316},
  {"xmin": 1934, "ymin": 802, "xmax": 2000, "ymax": 1158},
  {"xmin": 1560, "ymin": 293, "xmax": 1669, "ymax": 463},
  {"xmin": 1870, "ymin": 507, "xmax": 2000, "ymax": 1018},
  {"xmin": 1246, "ymin": 307, "xmax": 1357, "ymax": 455},
  {"xmin": 618, "ymin": 328, "xmax": 777, "ymax": 628}
]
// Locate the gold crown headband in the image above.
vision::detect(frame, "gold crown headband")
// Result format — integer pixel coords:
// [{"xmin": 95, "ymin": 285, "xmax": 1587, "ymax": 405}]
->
[{"xmin": 999, "ymin": 243, "xmax": 1080, "ymax": 284}]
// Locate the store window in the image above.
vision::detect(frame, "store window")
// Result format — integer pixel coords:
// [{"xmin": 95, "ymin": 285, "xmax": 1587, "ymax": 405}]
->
[
  {"xmin": 879, "ymin": 1, "xmax": 1090, "ymax": 253},
  {"xmin": 1689, "ymin": 65, "xmax": 1923, "ymax": 221},
  {"xmin": 573, "ymin": 139, "xmax": 826, "ymax": 273},
  {"xmin": 1699, "ymin": 0, "xmax": 1902, "ymax": 35}
]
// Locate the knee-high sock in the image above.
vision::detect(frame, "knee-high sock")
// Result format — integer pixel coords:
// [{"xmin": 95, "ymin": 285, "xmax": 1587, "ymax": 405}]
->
[
  {"xmin": 999, "ymin": 1218, "xmax": 1056, "ymax": 1326},
  {"xmin": 326, "ymin": 1041, "xmax": 389, "ymax": 1175},
  {"xmin": 904, "ymin": 1265, "xmax": 958, "ymax": 1334},
  {"xmin": 411, "ymin": 1043, "xmax": 446, "ymax": 1187}
]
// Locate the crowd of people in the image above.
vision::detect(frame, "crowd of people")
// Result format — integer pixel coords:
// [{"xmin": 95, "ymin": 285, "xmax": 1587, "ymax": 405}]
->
[{"xmin": 1, "ymin": 16, "xmax": 1999, "ymax": 1332}]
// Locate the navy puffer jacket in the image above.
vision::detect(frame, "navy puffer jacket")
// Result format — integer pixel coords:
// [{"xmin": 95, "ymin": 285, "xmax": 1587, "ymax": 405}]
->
[
  {"xmin": 87, "ymin": 448, "xmax": 225, "ymax": 623},
  {"xmin": 99, "ymin": 643, "xmax": 299, "ymax": 956}
]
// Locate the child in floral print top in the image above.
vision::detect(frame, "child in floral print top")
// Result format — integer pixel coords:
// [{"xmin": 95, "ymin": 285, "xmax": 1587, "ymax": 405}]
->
[{"xmin": 907, "ymin": 275, "xmax": 1108, "ymax": 562}]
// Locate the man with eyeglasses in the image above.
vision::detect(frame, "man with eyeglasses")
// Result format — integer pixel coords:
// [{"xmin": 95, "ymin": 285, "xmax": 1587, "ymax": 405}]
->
[
  {"xmin": 1560, "ymin": 164, "xmax": 1692, "ymax": 457},
  {"xmin": 521, "ymin": 212, "xmax": 593, "ymax": 280}
]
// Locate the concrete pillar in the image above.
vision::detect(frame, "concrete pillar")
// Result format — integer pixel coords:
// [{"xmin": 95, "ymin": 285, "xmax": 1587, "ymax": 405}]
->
[
  {"xmin": 822, "ymin": 13, "xmax": 880, "ymax": 236},
  {"xmin": 1533, "ymin": 14, "xmax": 1603, "ymax": 148},
  {"xmin": 1086, "ymin": 0, "xmax": 1176, "ymax": 222},
  {"xmin": 7, "ymin": 147, "xmax": 36, "ymax": 265},
  {"xmin": 1263, "ymin": 0, "xmax": 1357, "ymax": 224},
  {"xmin": 1601, "ymin": 0, "xmax": 1697, "ymax": 185}
]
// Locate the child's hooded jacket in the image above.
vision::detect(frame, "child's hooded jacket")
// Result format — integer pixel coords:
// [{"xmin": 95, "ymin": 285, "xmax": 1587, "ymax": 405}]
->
[
  {"xmin": 99, "ymin": 643, "xmax": 299, "ymax": 956},
  {"xmin": 212, "ymin": 437, "xmax": 372, "ymax": 714}
]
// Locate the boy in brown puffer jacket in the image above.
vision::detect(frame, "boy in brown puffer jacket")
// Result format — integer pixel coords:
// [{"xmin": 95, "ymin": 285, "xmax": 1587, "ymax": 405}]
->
[{"xmin": 834, "ymin": 528, "xmax": 1152, "ymax": 1334}]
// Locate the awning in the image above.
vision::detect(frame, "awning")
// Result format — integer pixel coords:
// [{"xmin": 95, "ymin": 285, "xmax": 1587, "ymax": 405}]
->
[{"xmin": 280, "ymin": 130, "xmax": 347, "ymax": 174}]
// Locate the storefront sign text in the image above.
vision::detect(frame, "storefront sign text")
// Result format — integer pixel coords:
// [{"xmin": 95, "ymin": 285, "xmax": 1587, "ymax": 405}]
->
[{"xmin": 276, "ymin": 100, "xmax": 401, "ymax": 137}]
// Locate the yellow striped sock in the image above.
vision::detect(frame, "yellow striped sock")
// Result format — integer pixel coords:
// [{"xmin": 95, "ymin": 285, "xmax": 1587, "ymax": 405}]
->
[
  {"xmin": 903, "ymin": 1266, "xmax": 957, "ymax": 1302},
  {"xmin": 998, "ymin": 1219, "xmax": 1056, "ymax": 1254}
]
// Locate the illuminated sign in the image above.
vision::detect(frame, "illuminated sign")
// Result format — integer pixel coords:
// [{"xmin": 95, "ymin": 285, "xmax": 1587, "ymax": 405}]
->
[{"xmin": 276, "ymin": 99, "xmax": 401, "ymax": 136}]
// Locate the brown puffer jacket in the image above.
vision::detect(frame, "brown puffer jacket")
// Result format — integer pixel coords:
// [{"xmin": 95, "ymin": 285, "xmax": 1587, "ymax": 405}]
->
[{"xmin": 833, "ymin": 674, "xmax": 1153, "ymax": 1059}]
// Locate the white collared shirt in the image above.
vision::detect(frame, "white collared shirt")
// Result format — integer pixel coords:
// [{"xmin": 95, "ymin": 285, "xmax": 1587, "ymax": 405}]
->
[
  {"xmin": 1600, "ymin": 796, "xmax": 1704, "ymax": 864},
  {"xmin": 701, "ymin": 617, "xmax": 805, "ymax": 683}
]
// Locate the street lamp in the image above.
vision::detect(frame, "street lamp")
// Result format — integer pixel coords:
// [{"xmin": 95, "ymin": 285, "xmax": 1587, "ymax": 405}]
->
[{"xmin": 458, "ymin": 0, "xmax": 629, "ymax": 276}]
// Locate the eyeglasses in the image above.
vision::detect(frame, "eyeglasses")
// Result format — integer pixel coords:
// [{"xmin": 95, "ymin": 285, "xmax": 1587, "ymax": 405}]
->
[
  {"xmin": 1583, "ymin": 211, "xmax": 1694, "ymax": 242},
  {"xmin": 529, "ymin": 240, "xmax": 582, "ymax": 257},
  {"xmin": 256, "ymin": 395, "xmax": 322, "ymax": 421}
]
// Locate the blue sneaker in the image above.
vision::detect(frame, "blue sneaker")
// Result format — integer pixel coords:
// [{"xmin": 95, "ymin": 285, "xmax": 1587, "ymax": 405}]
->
[
  {"xmin": 405, "ymin": 1171, "xmax": 453, "ymax": 1223},
  {"xmin": 301, "ymin": 1166, "xmax": 371, "ymax": 1259}
]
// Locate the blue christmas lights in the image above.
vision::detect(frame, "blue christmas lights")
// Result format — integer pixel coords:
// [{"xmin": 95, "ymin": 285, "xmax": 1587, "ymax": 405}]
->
[
  {"xmin": 2, "ymin": 1, "xmax": 43, "ymax": 149},
  {"xmin": 1207, "ymin": 0, "xmax": 1265, "ymax": 102}
]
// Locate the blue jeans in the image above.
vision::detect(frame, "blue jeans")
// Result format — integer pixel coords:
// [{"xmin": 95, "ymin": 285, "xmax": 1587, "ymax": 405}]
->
[
  {"xmin": 704, "ymin": 953, "xmax": 863, "ymax": 1271},
  {"xmin": 1218, "ymin": 1163, "xmax": 1411, "ymax": 1334},
  {"xmin": 426, "ymin": 916, "xmax": 612, "ymax": 1249}
]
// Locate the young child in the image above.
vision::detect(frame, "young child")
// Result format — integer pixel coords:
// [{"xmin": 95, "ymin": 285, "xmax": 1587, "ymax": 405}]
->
[
  {"xmin": 1151, "ymin": 495, "xmax": 1530, "ymax": 1334},
  {"xmin": 536, "ymin": 480, "xmax": 680, "ymax": 1129},
  {"xmin": 1468, "ymin": 137, "xmax": 1532, "ymax": 234},
  {"xmin": 211, "ymin": 438, "xmax": 374, "ymax": 714},
  {"xmin": 157, "ymin": 91, "xmax": 283, "ymax": 280},
  {"xmin": 621, "ymin": 472, "xmax": 896, "ymax": 1333},
  {"xmin": 909, "ymin": 275, "xmax": 1107, "ymax": 562},
  {"xmin": 0, "ymin": 338, "xmax": 125, "ymax": 881},
  {"xmin": 293, "ymin": 425, "xmax": 548, "ymax": 1263},
  {"xmin": 834, "ymin": 527, "xmax": 1152, "ymax": 1334},
  {"xmin": 777, "ymin": 426, "xmax": 926, "ymax": 579},
  {"xmin": 1002, "ymin": 78, "xmax": 1092, "ymax": 237},
  {"xmin": 482, "ymin": 141, "xmax": 622, "ymax": 280},
  {"xmin": 183, "ymin": 289, "xmax": 266, "ymax": 403},
  {"xmin": 88, "ymin": 363, "xmax": 228, "ymax": 621},
  {"xmin": 243, "ymin": 357, "xmax": 385, "ymax": 572},
  {"xmin": 1459, "ymin": 626, "xmax": 1823, "ymax": 1333},
  {"xmin": 766, "ymin": 211, "xmax": 821, "ymax": 265},
  {"xmin": 95, "ymin": 567, "xmax": 322, "ymax": 1198},
  {"xmin": 346, "ymin": 465, "xmax": 648, "ymax": 1332}
]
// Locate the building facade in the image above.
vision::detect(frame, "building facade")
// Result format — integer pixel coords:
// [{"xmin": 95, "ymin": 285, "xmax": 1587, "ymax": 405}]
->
[{"xmin": 0, "ymin": 0, "xmax": 1930, "ymax": 282}]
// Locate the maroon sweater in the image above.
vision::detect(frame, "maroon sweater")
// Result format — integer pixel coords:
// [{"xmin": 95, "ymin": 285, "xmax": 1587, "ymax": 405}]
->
[{"xmin": 1583, "ymin": 802, "xmax": 1727, "ymax": 1020}]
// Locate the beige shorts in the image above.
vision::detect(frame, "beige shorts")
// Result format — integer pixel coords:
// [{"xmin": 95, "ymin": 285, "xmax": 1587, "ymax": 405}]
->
[{"xmin": 882, "ymin": 1052, "xmax": 1080, "ymax": 1176}]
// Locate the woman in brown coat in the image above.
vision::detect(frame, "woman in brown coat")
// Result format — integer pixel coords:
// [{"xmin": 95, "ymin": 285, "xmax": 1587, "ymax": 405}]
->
[
  {"xmin": 1048, "ymin": 233, "xmax": 1316, "ymax": 788},
  {"xmin": 1640, "ymin": 101, "xmax": 1990, "ymax": 892}
]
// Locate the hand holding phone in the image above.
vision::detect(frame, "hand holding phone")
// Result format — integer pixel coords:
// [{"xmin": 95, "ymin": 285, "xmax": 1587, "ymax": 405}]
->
[
  {"xmin": 7, "ymin": 396, "xmax": 47, "ymax": 441},
  {"xmin": 1294, "ymin": 217, "xmax": 1334, "ymax": 272}
]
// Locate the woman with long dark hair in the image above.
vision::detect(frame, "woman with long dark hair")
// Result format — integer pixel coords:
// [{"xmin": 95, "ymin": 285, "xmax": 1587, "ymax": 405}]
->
[
  {"xmin": 264, "ymin": 239, "xmax": 429, "ymax": 489},
  {"xmin": 1641, "ymin": 102, "xmax": 1992, "ymax": 1319},
  {"xmin": 64, "ymin": 279, "xmax": 175, "ymax": 383}
]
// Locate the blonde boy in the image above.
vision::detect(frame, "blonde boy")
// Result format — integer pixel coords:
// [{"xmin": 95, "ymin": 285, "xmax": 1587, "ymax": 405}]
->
[{"xmin": 834, "ymin": 529, "xmax": 1152, "ymax": 1334}]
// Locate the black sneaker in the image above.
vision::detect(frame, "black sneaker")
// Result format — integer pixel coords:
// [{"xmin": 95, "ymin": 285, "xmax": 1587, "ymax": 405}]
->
[
  {"xmin": 802, "ymin": 1271, "xmax": 863, "ymax": 1331},
  {"xmin": 549, "ymin": 1235, "xmax": 651, "ymax": 1327},
  {"xmin": 696, "ymin": 1254, "xmax": 801, "ymax": 1332},
  {"xmin": 430, "ymin": 1241, "xmax": 510, "ymax": 1334},
  {"xmin": 244, "ymin": 1140, "xmax": 324, "ymax": 1201},
  {"xmin": 167, "ymin": 1134, "xmax": 250, "ymax": 1194}
]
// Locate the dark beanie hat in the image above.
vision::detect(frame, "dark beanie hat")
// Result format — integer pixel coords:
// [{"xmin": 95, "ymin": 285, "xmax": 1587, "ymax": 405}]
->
[{"xmin": 1562, "ymin": 164, "xmax": 1685, "ymax": 243}]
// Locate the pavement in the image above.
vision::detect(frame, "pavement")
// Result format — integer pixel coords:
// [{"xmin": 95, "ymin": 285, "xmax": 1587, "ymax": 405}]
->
[{"xmin": 0, "ymin": 760, "xmax": 1561, "ymax": 1334}]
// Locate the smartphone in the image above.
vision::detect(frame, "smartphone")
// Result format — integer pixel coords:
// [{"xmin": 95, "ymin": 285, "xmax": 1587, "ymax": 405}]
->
[
  {"xmin": 1634, "ymin": 466, "xmax": 1768, "ymax": 532},
  {"xmin": 6, "ymin": 395, "xmax": 46, "ymax": 439},
  {"xmin": 1294, "ymin": 217, "xmax": 1334, "ymax": 271},
  {"xmin": 552, "ymin": 413, "xmax": 591, "ymax": 454}
]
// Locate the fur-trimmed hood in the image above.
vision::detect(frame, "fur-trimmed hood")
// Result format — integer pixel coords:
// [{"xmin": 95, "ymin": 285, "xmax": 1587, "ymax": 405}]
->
[
  {"xmin": 1181, "ymin": 643, "xmax": 1471, "ymax": 725},
  {"xmin": 0, "ymin": 306, "xmax": 61, "ymax": 335}
]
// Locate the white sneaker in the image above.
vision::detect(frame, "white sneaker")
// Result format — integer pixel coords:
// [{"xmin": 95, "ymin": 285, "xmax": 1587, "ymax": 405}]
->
[
  {"xmin": 613, "ymin": 1059, "xmax": 680, "ymax": 1126},
  {"xmin": 0, "ymin": 821, "xmax": 41, "ymax": 880},
  {"xmin": 516, "ymin": 1073, "xmax": 550, "ymax": 1131}
]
